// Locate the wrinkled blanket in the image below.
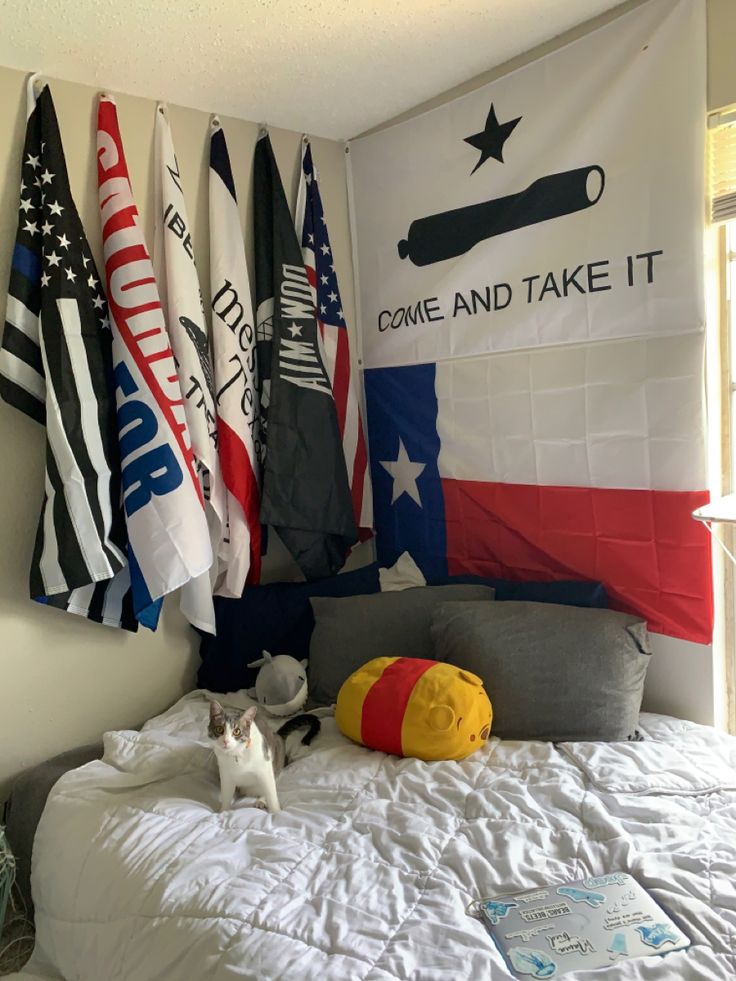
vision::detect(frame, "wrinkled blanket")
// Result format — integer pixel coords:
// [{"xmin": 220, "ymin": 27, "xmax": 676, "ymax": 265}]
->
[{"xmin": 19, "ymin": 694, "xmax": 736, "ymax": 980}]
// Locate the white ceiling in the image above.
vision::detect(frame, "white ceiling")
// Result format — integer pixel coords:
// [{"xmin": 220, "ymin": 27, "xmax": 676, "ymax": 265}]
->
[{"xmin": 1, "ymin": 0, "xmax": 625, "ymax": 140}]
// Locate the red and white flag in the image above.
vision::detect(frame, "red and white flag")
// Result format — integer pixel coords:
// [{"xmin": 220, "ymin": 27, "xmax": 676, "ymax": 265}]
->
[
  {"xmin": 96, "ymin": 95, "xmax": 212, "ymax": 630},
  {"xmin": 209, "ymin": 117, "xmax": 261, "ymax": 594},
  {"xmin": 295, "ymin": 140, "xmax": 373, "ymax": 539}
]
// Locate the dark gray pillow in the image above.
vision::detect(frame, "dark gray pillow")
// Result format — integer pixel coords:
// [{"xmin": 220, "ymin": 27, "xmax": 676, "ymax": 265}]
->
[
  {"xmin": 430, "ymin": 601, "xmax": 652, "ymax": 741},
  {"xmin": 308, "ymin": 585, "xmax": 495, "ymax": 706}
]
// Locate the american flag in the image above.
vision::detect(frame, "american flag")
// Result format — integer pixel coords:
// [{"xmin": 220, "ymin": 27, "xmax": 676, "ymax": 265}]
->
[
  {"xmin": 296, "ymin": 140, "xmax": 373, "ymax": 539},
  {"xmin": 0, "ymin": 77, "xmax": 136, "ymax": 630}
]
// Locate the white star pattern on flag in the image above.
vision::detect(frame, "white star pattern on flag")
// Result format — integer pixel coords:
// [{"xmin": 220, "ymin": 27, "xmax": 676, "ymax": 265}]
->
[
  {"xmin": 81, "ymin": 255, "xmax": 90, "ymax": 267},
  {"xmin": 64, "ymin": 267, "xmax": 77, "ymax": 282},
  {"xmin": 41, "ymin": 272, "xmax": 50, "ymax": 287},
  {"xmin": 380, "ymin": 438, "xmax": 426, "ymax": 507},
  {"xmin": 320, "ymin": 243, "xmax": 330, "ymax": 255},
  {"xmin": 319, "ymin": 303, "xmax": 326, "ymax": 315},
  {"xmin": 92, "ymin": 295, "xmax": 104, "ymax": 310},
  {"xmin": 23, "ymin": 220, "xmax": 38, "ymax": 236},
  {"xmin": 57, "ymin": 233, "xmax": 70, "ymax": 250},
  {"xmin": 327, "ymin": 290, "xmax": 337, "ymax": 303},
  {"xmin": 40, "ymin": 169, "xmax": 54, "ymax": 185},
  {"xmin": 287, "ymin": 323, "xmax": 303, "ymax": 338},
  {"xmin": 48, "ymin": 201, "xmax": 63, "ymax": 216},
  {"xmin": 308, "ymin": 233, "xmax": 314, "ymax": 243},
  {"xmin": 19, "ymin": 198, "xmax": 33, "ymax": 214},
  {"xmin": 87, "ymin": 275, "xmax": 98, "ymax": 289},
  {"xmin": 41, "ymin": 220, "xmax": 53, "ymax": 236},
  {"xmin": 26, "ymin": 154, "xmax": 40, "ymax": 169},
  {"xmin": 320, "ymin": 274, "xmax": 328, "ymax": 285},
  {"xmin": 46, "ymin": 250, "xmax": 61, "ymax": 266}
]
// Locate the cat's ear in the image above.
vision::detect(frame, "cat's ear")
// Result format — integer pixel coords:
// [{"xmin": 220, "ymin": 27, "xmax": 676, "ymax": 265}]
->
[
  {"xmin": 241, "ymin": 705, "xmax": 258, "ymax": 724},
  {"xmin": 209, "ymin": 700, "xmax": 224, "ymax": 720}
]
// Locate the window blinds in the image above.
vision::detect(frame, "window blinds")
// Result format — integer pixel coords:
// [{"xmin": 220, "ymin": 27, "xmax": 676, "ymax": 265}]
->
[{"xmin": 710, "ymin": 107, "xmax": 736, "ymax": 224}]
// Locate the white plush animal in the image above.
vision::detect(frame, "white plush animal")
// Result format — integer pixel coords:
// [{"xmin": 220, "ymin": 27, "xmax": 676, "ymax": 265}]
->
[{"xmin": 247, "ymin": 651, "xmax": 308, "ymax": 717}]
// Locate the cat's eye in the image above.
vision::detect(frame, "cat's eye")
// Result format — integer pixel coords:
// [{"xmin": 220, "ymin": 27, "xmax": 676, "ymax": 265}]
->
[
  {"xmin": 214, "ymin": 725, "xmax": 224, "ymax": 735},
  {"xmin": 233, "ymin": 727, "xmax": 241, "ymax": 736}
]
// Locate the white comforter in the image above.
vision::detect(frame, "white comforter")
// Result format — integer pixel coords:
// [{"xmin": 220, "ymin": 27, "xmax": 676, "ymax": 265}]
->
[{"xmin": 19, "ymin": 693, "xmax": 736, "ymax": 981}]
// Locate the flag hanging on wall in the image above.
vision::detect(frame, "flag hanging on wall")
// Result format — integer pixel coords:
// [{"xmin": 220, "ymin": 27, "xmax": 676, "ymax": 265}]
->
[
  {"xmin": 348, "ymin": 0, "xmax": 712, "ymax": 648},
  {"xmin": 97, "ymin": 94, "xmax": 212, "ymax": 630},
  {"xmin": 295, "ymin": 139, "xmax": 373, "ymax": 540},
  {"xmin": 253, "ymin": 131, "xmax": 358, "ymax": 578},
  {"xmin": 0, "ymin": 75, "xmax": 136, "ymax": 631},
  {"xmin": 209, "ymin": 117, "xmax": 262, "ymax": 595},
  {"xmin": 154, "ymin": 105, "xmax": 222, "ymax": 632}
]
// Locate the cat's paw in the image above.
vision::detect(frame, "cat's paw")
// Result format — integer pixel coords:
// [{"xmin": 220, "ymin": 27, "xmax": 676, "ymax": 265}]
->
[{"xmin": 254, "ymin": 798, "xmax": 268, "ymax": 811}]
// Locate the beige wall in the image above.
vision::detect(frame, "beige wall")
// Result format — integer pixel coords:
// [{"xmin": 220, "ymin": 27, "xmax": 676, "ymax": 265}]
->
[
  {"xmin": 357, "ymin": 0, "xmax": 734, "ymax": 140},
  {"xmin": 0, "ymin": 65, "xmax": 358, "ymax": 801}
]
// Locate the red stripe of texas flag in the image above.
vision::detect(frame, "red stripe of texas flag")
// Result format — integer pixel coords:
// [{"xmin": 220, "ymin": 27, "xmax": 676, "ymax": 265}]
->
[
  {"xmin": 361, "ymin": 658, "xmax": 435, "ymax": 756},
  {"xmin": 443, "ymin": 479, "xmax": 713, "ymax": 644}
]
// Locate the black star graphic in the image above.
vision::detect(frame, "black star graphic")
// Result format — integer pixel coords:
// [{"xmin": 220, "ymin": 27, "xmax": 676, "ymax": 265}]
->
[{"xmin": 464, "ymin": 103, "xmax": 522, "ymax": 174}]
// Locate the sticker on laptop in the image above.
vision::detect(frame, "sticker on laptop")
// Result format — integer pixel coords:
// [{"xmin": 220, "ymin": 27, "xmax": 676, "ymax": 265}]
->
[
  {"xmin": 556, "ymin": 886, "xmax": 606, "ymax": 908},
  {"xmin": 636, "ymin": 923, "xmax": 681, "ymax": 949},
  {"xmin": 546, "ymin": 931, "xmax": 596, "ymax": 956},
  {"xmin": 508, "ymin": 947, "xmax": 558, "ymax": 978},
  {"xmin": 607, "ymin": 932, "xmax": 629, "ymax": 960},
  {"xmin": 482, "ymin": 899, "xmax": 518, "ymax": 924}
]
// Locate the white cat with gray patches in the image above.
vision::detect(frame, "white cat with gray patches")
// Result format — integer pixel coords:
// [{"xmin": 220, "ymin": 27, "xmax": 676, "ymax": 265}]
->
[{"xmin": 208, "ymin": 701, "xmax": 320, "ymax": 813}]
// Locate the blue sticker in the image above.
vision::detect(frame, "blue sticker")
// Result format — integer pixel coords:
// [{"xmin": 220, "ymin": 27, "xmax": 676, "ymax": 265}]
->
[
  {"xmin": 585, "ymin": 873, "xmax": 630, "ymax": 889},
  {"xmin": 557, "ymin": 886, "xmax": 606, "ymax": 908},
  {"xmin": 607, "ymin": 932, "xmax": 629, "ymax": 959},
  {"xmin": 508, "ymin": 947, "xmax": 557, "ymax": 978},
  {"xmin": 483, "ymin": 899, "xmax": 519, "ymax": 924},
  {"xmin": 636, "ymin": 923, "xmax": 680, "ymax": 949}
]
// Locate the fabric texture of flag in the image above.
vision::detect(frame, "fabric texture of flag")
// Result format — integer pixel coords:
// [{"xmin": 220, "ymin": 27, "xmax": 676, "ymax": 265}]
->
[
  {"xmin": 296, "ymin": 139, "xmax": 373, "ymax": 540},
  {"xmin": 154, "ymin": 105, "xmax": 221, "ymax": 632},
  {"xmin": 0, "ymin": 76, "xmax": 136, "ymax": 631},
  {"xmin": 253, "ymin": 132, "xmax": 358, "ymax": 579},
  {"xmin": 97, "ymin": 94, "xmax": 212, "ymax": 630},
  {"xmin": 365, "ymin": 331, "xmax": 712, "ymax": 646},
  {"xmin": 209, "ymin": 116, "xmax": 261, "ymax": 595}
]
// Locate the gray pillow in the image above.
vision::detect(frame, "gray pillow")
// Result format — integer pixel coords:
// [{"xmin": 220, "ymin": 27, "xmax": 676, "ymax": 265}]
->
[
  {"xmin": 308, "ymin": 585, "xmax": 495, "ymax": 706},
  {"xmin": 430, "ymin": 601, "xmax": 652, "ymax": 741}
]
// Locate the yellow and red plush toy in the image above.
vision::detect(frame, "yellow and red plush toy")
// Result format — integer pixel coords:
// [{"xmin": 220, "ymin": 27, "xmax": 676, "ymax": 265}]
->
[{"xmin": 335, "ymin": 657, "xmax": 493, "ymax": 761}]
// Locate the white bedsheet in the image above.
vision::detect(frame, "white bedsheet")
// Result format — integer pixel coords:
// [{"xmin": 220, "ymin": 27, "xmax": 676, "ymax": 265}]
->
[{"xmin": 18, "ymin": 693, "xmax": 736, "ymax": 980}]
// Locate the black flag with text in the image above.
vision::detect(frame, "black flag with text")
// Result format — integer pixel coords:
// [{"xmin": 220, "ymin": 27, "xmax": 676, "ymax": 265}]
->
[{"xmin": 253, "ymin": 132, "xmax": 357, "ymax": 578}]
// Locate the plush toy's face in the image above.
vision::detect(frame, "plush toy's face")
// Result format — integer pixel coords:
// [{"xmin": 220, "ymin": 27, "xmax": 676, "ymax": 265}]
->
[
  {"xmin": 403, "ymin": 664, "xmax": 492, "ymax": 761},
  {"xmin": 335, "ymin": 657, "xmax": 493, "ymax": 761}
]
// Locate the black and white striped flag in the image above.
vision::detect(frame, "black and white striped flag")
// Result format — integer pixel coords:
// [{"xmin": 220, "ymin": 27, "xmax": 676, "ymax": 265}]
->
[{"xmin": 0, "ymin": 76, "xmax": 137, "ymax": 631}]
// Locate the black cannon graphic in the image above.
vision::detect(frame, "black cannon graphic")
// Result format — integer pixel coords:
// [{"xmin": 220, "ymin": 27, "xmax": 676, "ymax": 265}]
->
[{"xmin": 397, "ymin": 165, "xmax": 605, "ymax": 267}]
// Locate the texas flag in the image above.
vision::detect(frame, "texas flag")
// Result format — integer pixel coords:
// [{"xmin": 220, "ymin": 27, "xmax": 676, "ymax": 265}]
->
[{"xmin": 365, "ymin": 328, "xmax": 713, "ymax": 647}]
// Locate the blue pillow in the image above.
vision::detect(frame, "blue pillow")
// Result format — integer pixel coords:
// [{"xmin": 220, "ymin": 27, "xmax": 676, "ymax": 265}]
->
[
  {"xmin": 197, "ymin": 563, "xmax": 381, "ymax": 693},
  {"xmin": 430, "ymin": 575, "xmax": 608, "ymax": 608}
]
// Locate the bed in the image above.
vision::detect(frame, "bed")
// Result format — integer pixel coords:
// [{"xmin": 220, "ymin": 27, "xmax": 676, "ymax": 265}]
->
[{"xmin": 9, "ymin": 689, "xmax": 736, "ymax": 981}]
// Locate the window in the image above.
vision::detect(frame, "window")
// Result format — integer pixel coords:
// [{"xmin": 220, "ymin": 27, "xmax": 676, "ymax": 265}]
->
[{"xmin": 710, "ymin": 105, "xmax": 736, "ymax": 733}]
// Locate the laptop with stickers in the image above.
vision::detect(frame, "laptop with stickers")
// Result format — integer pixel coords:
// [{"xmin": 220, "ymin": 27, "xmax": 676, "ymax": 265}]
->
[{"xmin": 473, "ymin": 872, "xmax": 690, "ymax": 978}]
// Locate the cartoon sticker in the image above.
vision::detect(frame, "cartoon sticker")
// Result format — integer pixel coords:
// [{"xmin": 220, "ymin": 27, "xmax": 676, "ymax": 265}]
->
[
  {"xmin": 557, "ymin": 886, "xmax": 606, "ymax": 908},
  {"xmin": 482, "ymin": 899, "xmax": 519, "ymax": 924},
  {"xmin": 636, "ymin": 923, "xmax": 680, "ymax": 949},
  {"xmin": 546, "ymin": 931, "xmax": 596, "ymax": 956},
  {"xmin": 607, "ymin": 932, "xmax": 629, "ymax": 960},
  {"xmin": 508, "ymin": 947, "xmax": 558, "ymax": 978}
]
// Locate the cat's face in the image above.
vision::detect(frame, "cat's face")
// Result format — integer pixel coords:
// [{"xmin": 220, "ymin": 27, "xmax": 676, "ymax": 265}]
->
[{"xmin": 208, "ymin": 701, "xmax": 257, "ymax": 756}]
